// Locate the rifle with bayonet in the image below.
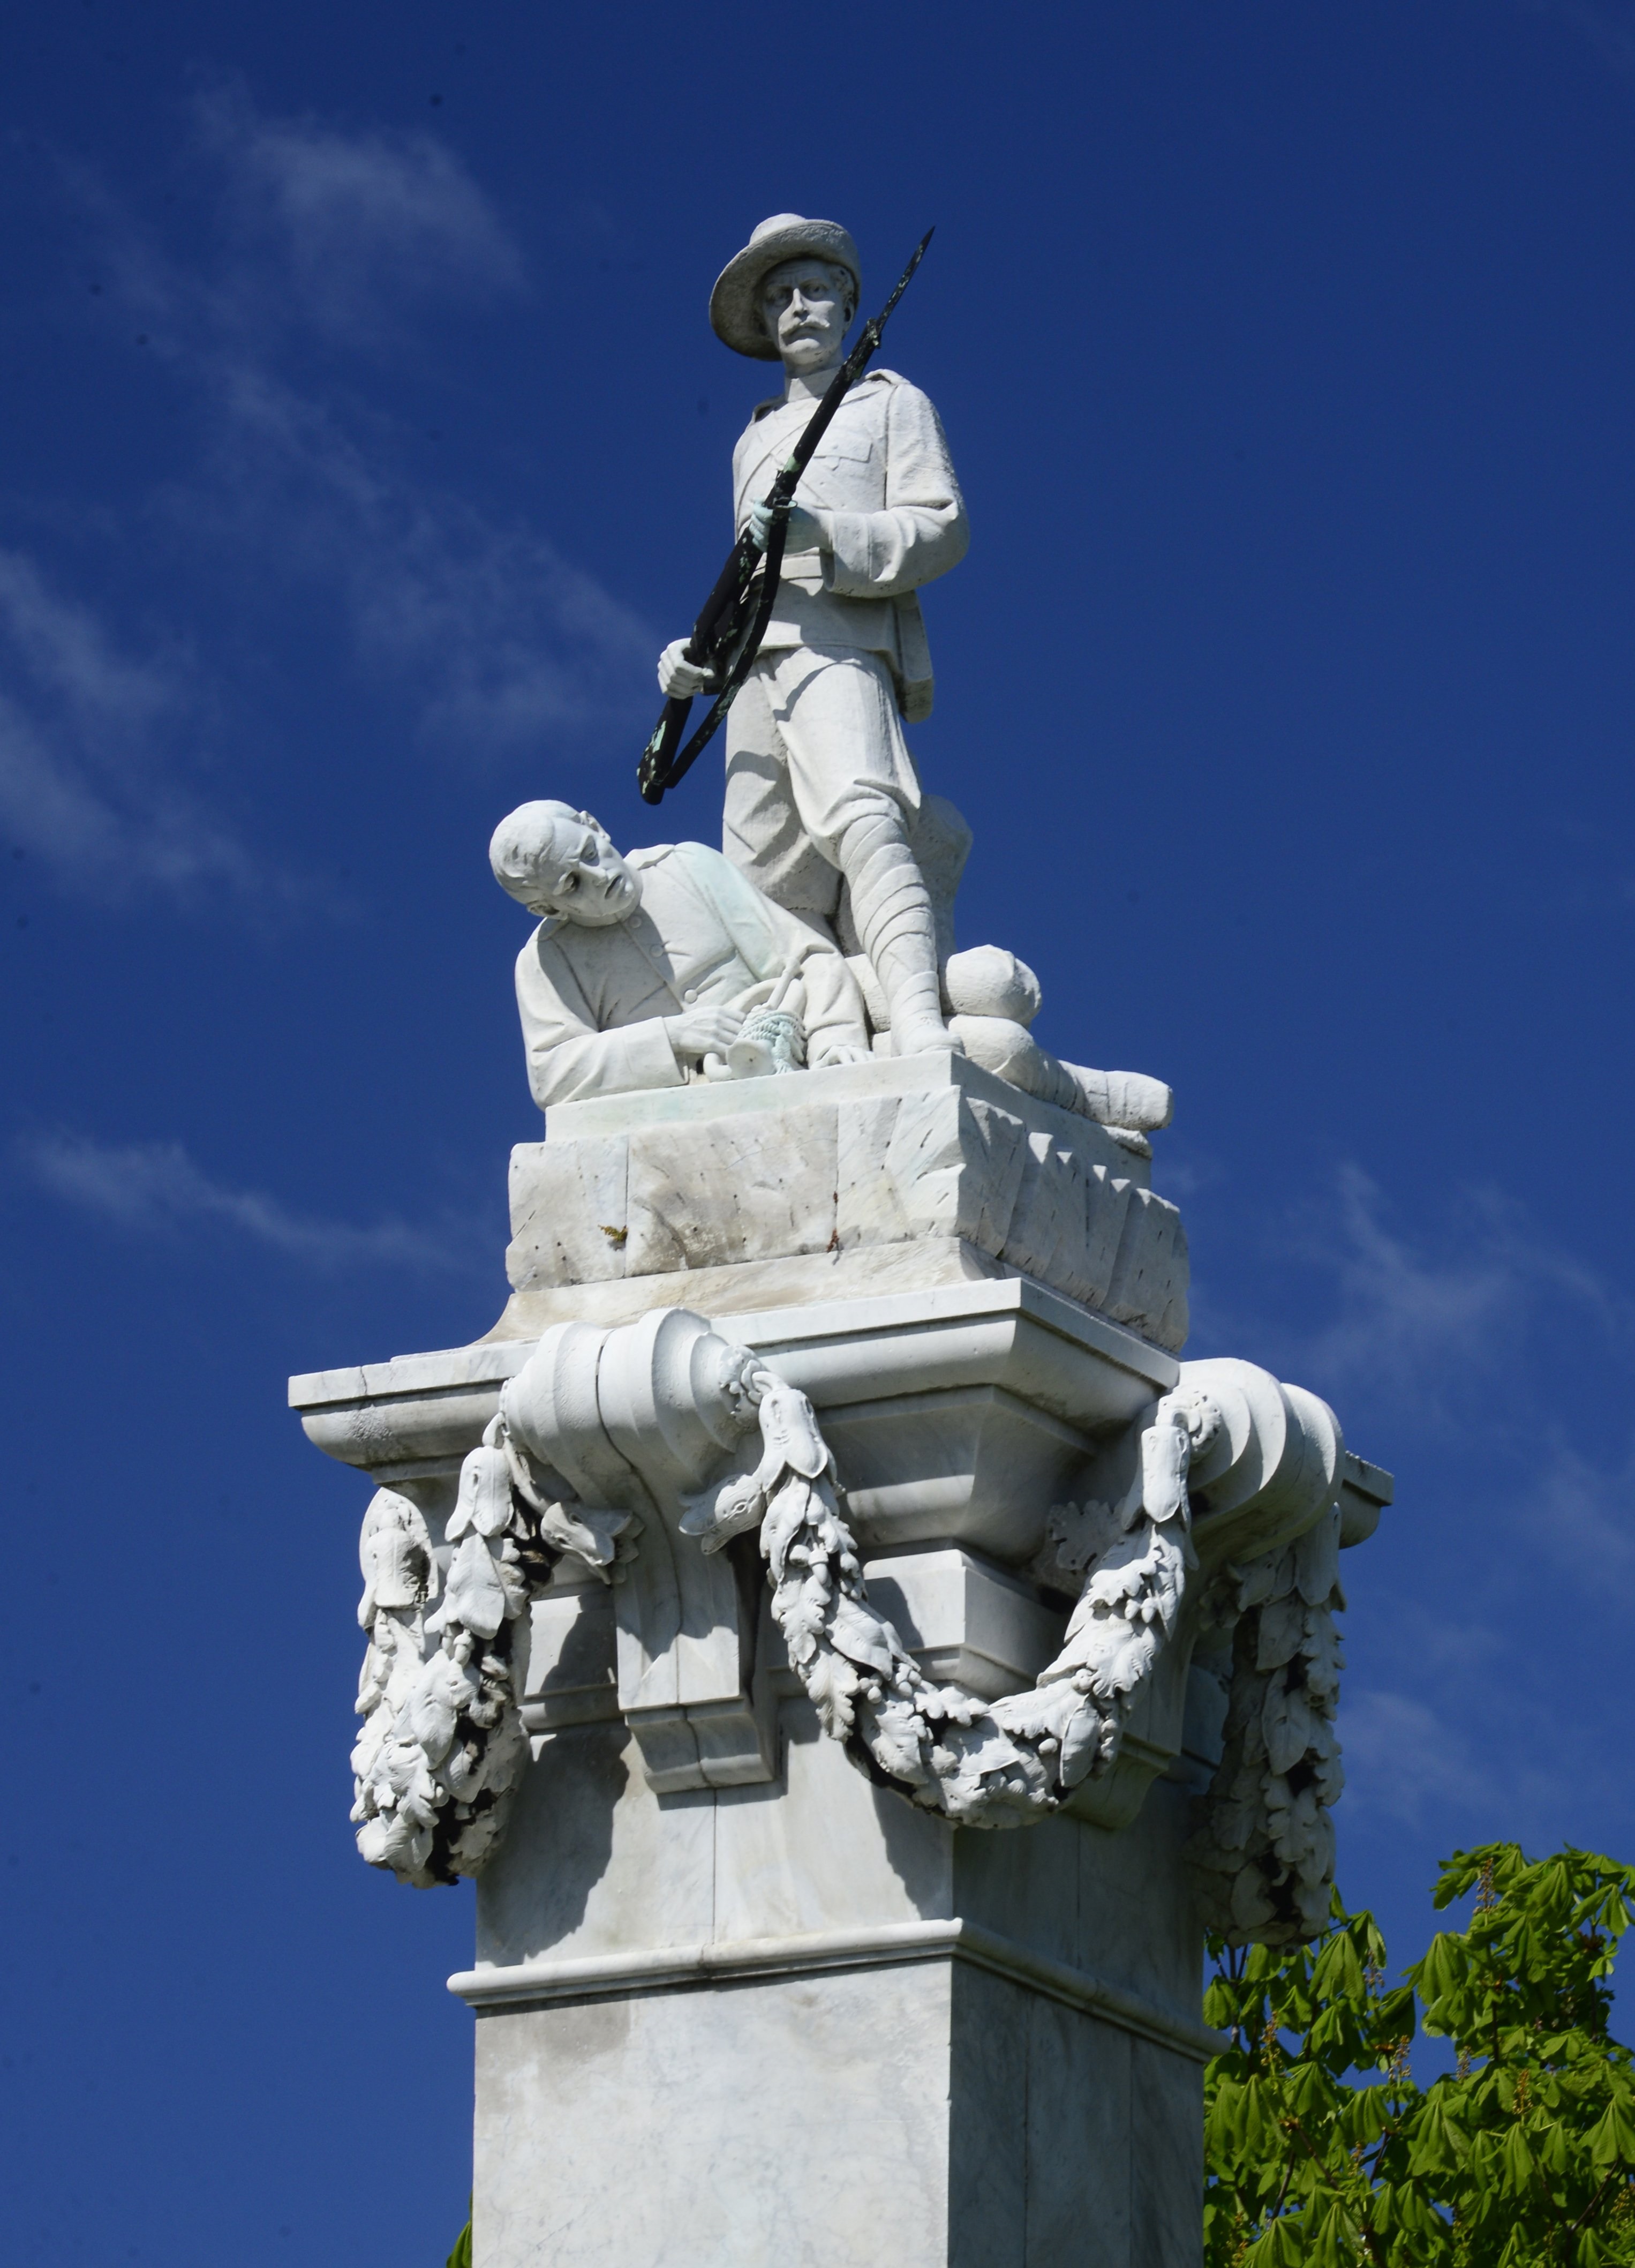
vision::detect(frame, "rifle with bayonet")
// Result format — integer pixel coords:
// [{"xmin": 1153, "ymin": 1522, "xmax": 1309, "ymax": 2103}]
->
[{"xmin": 636, "ymin": 228, "xmax": 935, "ymax": 806}]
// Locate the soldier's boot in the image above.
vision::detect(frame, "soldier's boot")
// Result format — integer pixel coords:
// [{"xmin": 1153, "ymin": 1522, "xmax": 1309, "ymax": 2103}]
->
[{"xmin": 836, "ymin": 810, "xmax": 960, "ymax": 1058}]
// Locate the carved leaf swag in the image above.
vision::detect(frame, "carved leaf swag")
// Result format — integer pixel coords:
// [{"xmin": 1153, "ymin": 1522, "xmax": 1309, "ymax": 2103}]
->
[
  {"xmin": 349, "ymin": 1340, "xmax": 1347, "ymax": 1940},
  {"xmin": 350, "ymin": 1421, "xmax": 632, "ymax": 1889},
  {"xmin": 682, "ymin": 1373, "xmax": 1224, "ymax": 1828},
  {"xmin": 1185, "ymin": 1508, "xmax": 1347, "ymax": 1946}
]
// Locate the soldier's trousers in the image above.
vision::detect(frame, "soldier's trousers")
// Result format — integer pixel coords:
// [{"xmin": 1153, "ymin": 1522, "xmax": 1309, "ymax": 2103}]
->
[{"xmin": 721, "ymin": 644, "xmax": 921, "ymax": 930}]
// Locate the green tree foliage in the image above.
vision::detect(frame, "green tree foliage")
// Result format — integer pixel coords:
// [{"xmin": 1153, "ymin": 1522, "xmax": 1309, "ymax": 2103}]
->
[
  {"xmin": 1204, "ymin": 1844, "xmax": 1635, "ymax": 2267},
  {"xmin": 446, "ymin": 2204, "xmax": 472, "ymax": 2267}
]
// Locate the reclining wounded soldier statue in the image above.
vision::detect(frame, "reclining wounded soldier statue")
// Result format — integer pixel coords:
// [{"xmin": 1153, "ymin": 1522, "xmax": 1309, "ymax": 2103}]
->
[
  {"xmin": 288, "ymin": 213, "xmax": 1395, "ymax": 2268},
  {"xmin": 488, "ymin": 796, "xmax": 1173, "ymax": 1136}
]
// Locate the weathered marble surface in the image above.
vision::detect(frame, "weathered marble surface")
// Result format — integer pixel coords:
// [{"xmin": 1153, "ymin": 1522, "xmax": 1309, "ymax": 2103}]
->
[
  {"xmin": 498, "ymin": 1053, "xmax": 1189, "ymax": 1352},
  {"xmin": 456, "ymin": 1702, "xmax": 1215, "ymax": 2268},
  {"xmin": 477, "ymin": 1964, "xmax": 954, "ymax": 2268},
  {"xmin": 317, "ymin": 1297, "xmax": 1378, "ymax": 2249},
  {"xmin": 862, "ymin": 1546, "xmax": 1068, "ymax": 1698},
  {"xmin": 296, "ymin": 1282, "xmax": 1389, "ymax": 1934}
]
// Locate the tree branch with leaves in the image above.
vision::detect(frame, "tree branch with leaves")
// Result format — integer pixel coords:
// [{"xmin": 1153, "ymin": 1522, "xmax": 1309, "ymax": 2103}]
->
[{"xmin": 1204, "ymin": 1844, "xmax": 1635, "ymax": 2266}]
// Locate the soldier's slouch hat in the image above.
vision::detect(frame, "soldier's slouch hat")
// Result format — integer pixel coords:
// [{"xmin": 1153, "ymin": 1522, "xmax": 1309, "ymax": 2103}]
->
[{"xmin": 710, "ymin": 214, "xmax": 861, "ymax": 360}]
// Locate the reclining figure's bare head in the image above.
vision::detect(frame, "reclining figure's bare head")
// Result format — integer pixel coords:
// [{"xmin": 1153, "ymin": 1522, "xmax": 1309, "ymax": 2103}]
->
[{"xmin": 489, "ymin": 802, "xmax": 640, "ymax": 928}]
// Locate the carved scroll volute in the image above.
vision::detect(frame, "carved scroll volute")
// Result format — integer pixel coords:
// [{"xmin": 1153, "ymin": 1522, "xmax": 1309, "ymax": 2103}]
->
[
  {"xmin": 1174, "ymin": 1367, "xmax": 1352, "ymax": 1947},
  {"xmin": 501, "ymin": 1318, "xmax": 681, "ymax": 1722},
  {"xmin": 1138, "ymin": 1357, "xmax": 1344, "ymax": 1776},
  {"xmin": 1175, "ymin": 1357, "xmax": 1344, "ymax": 1570},
  {"xmin": 594, "ymin": 1309, "xmax": 772, "ymax": 1790},
  {"xmin": 501, "ymin": 1308, "xmax": 773, "ymax": 1794},
  {"xmin": 1061, "ymin": 1360, "xmax": 1345, "ymax": 1834},
  {"xmin": 595, "ymin": 1306, "xmax": 756, "ymax": 1489},
  {"xmin": 502, "ymin": 1320, "xmax": 634, "ymax": 1510}
]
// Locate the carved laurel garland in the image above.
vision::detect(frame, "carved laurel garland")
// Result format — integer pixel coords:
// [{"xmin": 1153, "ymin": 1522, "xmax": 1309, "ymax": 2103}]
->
[
  {"xmin": 687, "ymin": 1363, "xmax": 1346, "ymax": 1931},
  {"xmin": 1185, "ymin": 1508, "xmax": 1346, "ymax": 1945},
  {"xmin": 682, "ymin": 1370, "xmax": 1222, "ymax": 1828},
  {"xmin": 350, "ymin": 1420, "xmax": 627, "ymax": 1888},
  {"xmin": 350, "ymin": 1336, "xmax": 1346, "ymax": 1939}
]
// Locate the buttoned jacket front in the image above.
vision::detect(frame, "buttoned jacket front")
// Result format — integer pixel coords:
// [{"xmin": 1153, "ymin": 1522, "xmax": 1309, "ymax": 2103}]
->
[{"xmin": 732, "ymin": 368, "xmax": 968, "ymax": 723}]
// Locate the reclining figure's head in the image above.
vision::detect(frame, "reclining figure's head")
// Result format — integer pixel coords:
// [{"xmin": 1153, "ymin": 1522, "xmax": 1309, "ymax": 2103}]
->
[{"xmin": 489, "ymin": 802, "xmax": 639, "ymax": 928}]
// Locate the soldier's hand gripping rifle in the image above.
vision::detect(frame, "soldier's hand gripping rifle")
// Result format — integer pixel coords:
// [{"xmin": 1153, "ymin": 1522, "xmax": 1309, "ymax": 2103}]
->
[{"xmin": 636, "ymin": 229, "xmax": 935, "ymax": 807}]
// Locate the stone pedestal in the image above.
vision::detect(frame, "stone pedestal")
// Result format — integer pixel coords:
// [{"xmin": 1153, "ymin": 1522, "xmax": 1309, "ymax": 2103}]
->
[
  {"xmin": 290, "ymin": 1060, "xmax": 1390, "ymax": 2268},
  {"xmin": 456, "ymin": 1714, "xmax": 1213, "ymax": 2268}
]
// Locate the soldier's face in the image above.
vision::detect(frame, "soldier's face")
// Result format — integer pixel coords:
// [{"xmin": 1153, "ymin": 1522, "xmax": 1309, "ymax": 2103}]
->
[
  {"xmin": 529, "ymin": 824, "xmax": 639, "ymax": 927},
  {"xmin": 759, "ymin": 259, "xmax": 852, "ymax": 372}
]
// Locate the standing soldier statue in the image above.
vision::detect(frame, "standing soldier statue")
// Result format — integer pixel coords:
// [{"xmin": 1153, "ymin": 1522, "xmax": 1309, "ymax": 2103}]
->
[{"xmin": 655, "ymin": 215, "xmax": 970, "ymax": 1060}]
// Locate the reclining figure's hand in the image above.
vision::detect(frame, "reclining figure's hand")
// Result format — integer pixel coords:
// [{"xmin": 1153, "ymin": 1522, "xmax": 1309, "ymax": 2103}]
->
[
  {"xmin": 657, "ymin": 639, "xmax": 716, "ymax": 700},
  {"xmin": 664, "ymin": 1004, "xmax": 744, "ymax": 1062}
]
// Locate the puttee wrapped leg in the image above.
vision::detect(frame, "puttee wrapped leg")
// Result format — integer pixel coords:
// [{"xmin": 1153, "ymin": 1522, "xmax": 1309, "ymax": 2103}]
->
[{"xmin": 835, "ymin": 808, "xmax": 959, "ymax": 1057}]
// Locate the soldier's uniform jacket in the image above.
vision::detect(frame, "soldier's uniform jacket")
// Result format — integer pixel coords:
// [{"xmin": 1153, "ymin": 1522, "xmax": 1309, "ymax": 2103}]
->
[
  {"xmin": 732, "ymin": 369, "xmax": 968, "ymax": 723},
  {"xmin": 514, "ymin": 841, "xmax": 869, "ymax": 1109}
]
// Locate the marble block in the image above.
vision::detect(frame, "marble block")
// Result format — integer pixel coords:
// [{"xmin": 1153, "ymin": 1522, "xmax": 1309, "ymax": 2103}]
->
[
  {"xmin": 453, "ymin": 1700, "xmax": 1216, "ymax": 2268},
  {"xmin": 859, "ymin": 1546, "xmax": 1068, "ymax": 1699},
  {"xmin": 290, "ymin": 1278, "xmax": 1177, "ymax": 1552},
  {"xmin": 521, "ymin": 1576, "xmax": 619, "ymax": 1732},
  {"xmin": 523, "ymin": 1545, "xmax": 1071, "ymax": 1727},
  {"xmin": 291, "ymin": 1154, "xmax": 1390, "ymax": 2268},
  {"xmin": 292, "ymin": 1280, "xmax": 1185, "ymax": 1805},
  {"xmin": 496, "ymin": 1054, "xmax": 1189, "ymax": 1353}
]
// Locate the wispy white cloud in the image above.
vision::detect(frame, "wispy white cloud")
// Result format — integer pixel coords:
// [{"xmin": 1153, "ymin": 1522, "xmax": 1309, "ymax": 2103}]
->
[
  {"xmin": 22, "ymin": 1131, "xmax": 478, "ymax": 1274},
  {"xmin": 1261, "ymin": 1165, "xmax": 1635, "ymax": 1863},
  {"xmin": 178, "ymin": 92, "xmax": 654, "ymax": 741},
  {"xmin": 0, "ymin": 95, "xmax": 651, "ymax": 908},
  {"xmin": 195, "ymin": 82, "xmax": 526, "ymax": 347},
  {"xmin": 1268, "ymin": 1163, "xmax": 1635, "ymax": 1579},
  {"xmin": 1524, "ymin": 1434, "xmax": 1635, "ymax": 1579},
  {"xmin": 196, "ymin": 362, "xmax": 653, "ymax": 748},
  {"xmin": 1271, "ymin": 1164, "xmax": 1621, "ymax": 1423},
  {"xmin": 1338, "ymin": 1688, "xmax": 1502, "ymax": 1827},
  {"xmin": 55, "ymin": 90, "xmax": 652, "ymax": 783},
  {"xmin": 0, "ymin": 549, "xmax": 261, "ymax": 897},
  {"xmin": 1516, "ymin": 0, "xmax": 1635, "ymax": 74},
  {"xmin": 1338, "ymin": 1671, "xmax": 1625, "ymax": 1847}
]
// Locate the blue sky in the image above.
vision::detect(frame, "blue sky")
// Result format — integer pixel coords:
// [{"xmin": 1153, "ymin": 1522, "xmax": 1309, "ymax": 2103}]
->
[{"xmin": 3, "ymin": 2, "xmax": 1633, "ymax": 2259}]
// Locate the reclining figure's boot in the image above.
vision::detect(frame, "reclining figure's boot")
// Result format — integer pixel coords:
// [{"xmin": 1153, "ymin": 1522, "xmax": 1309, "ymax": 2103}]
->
[{"xmin": 837, "ymin": 810, "xmax": 959, "ymax": 1057}]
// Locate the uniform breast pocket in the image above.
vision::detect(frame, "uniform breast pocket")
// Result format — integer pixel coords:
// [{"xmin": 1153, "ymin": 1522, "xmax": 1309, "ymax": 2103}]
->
[
  {"xmin": 808, "ymin": 434, "xmax": 879, "ymax": 506},
  {"xmin": 816, "ymin": 435, "xmax": 875, "ymax": 467}
]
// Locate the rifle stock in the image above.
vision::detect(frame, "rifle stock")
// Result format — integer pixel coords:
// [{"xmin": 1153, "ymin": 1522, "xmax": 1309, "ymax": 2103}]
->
[{"xmin": 639, "ymin": 695, "xmax": 692, "ymax": 794}]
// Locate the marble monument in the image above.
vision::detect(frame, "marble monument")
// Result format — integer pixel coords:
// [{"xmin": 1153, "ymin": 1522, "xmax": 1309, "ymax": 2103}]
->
[{"xmin": 290, "ymin": 213, "xmax": 1391, "ymax": 2268}]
